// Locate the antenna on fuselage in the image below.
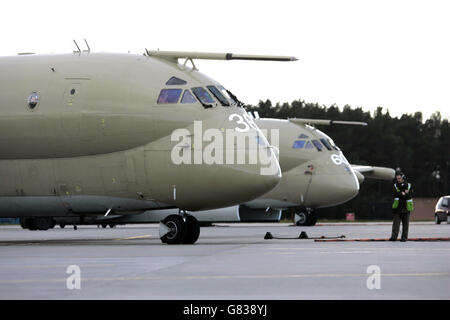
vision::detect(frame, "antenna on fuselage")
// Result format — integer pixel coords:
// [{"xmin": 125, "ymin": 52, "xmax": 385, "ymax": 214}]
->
[
  {"xmin": 83, "ymin": 39, "xmax": 91, "ymax": 53},
  {"xmin": 73, "ymin": 40, "xmax": 81, "ymax": 55}
]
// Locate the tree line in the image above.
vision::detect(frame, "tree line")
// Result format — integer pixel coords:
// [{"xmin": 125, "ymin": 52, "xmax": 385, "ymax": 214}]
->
[{"xmin": 246, "ymin": 100, "xmax": 449, "ymax": 219}]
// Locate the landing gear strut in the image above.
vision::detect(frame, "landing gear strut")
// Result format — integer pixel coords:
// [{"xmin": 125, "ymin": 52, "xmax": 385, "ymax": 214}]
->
[
  {"xmin": 294, "ymin": 208, "xmax": 317, "ymax": 226},
  {"xmin": 159, "ymin": 213, "xmax": 200, "ymax": 245}
]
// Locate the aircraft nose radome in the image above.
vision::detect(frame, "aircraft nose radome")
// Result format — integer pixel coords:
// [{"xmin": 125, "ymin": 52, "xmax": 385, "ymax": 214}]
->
[
  {"xmin": 308, "ymin": 169, "xmax": 360, "ymax": 208},
  {"xmin": 337, "ymin": 171, "xmax": 360, "ymax": 203}
]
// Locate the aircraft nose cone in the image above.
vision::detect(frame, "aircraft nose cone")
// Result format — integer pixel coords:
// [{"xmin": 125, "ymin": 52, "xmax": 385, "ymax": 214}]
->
[
  {"xmin": 335, "ymin": 170, "xmax": 360, "ymax": 204},
  {"xmin": 330, "ymin": 171, "xmax": 359, "ymax": 206},
  {"xmin": 307, "ymin": 165, "xmax": 360, "ymax": 208}
]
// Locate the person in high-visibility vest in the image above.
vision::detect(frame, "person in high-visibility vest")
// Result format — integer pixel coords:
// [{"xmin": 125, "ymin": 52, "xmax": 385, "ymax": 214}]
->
[{"xmin": 390, "ymin": 172, "xmax": 414, "ymax": 242}]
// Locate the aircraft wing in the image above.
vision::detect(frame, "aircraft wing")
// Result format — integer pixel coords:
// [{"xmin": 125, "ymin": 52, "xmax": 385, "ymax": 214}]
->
[
  {"xmin": 146, "ymin": 50, "xmax": 298, "ymax": 62},
  {"xmin": 289, "ymin": 118, "xmax": 367, "ymax": 126},
  {"xmin": 351, "ymin": 165, "xmax": 395, "ymax": 181}
]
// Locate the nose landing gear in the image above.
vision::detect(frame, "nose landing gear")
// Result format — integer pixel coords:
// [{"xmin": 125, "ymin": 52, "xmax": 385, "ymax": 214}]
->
[{"xmin": 159, "ymin": 213, "xmax": 200, "ymax": 245}]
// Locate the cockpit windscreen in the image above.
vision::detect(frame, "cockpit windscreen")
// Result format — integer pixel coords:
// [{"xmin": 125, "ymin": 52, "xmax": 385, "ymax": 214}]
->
[
  {"xmin": 218, "ymin": 86, "xmax": 236, "ymax": 104},
  {"xmin": 157, "ymin": 89, "xmax": 182, "ymax": 104},
  {"xmin": 192, "ymin": 87, "xmax": 216, "ymax": 105},
  {"xmin": 207, "ymin": 86, "xmax": 230, "ymax": 106}
]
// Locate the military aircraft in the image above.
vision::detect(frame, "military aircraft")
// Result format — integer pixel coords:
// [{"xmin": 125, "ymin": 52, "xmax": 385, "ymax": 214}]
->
[
  {"xmin": 247, "ymin": 116, "xmax": 395, "ymax": 225},
  {"xmin": 0, "ymin": 45, "xmax": 299, "ymax": 244},
  {"xmin": 51, "ymin": 114, "xmax": 395, "ymax": 229}
]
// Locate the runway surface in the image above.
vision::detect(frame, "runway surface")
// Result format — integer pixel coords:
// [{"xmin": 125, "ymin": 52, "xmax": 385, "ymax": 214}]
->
[{"xmin": 0, "ymin": 222, "xmax": 449, "ymax": 299}]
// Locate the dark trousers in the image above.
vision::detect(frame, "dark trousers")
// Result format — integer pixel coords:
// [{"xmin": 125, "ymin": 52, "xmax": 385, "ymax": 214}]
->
[{"xmin": 391, "ymin": 210, "xmax": 410, "ymax": 240}]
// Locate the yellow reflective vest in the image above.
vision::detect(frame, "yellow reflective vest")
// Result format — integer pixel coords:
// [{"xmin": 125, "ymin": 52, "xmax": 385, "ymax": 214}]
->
[{"xmin": 392, "ymin": 183, "xmax": 414, "ymax": 211}]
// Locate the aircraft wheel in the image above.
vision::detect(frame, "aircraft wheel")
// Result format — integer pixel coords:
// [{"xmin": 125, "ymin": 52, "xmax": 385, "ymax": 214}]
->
[
  {"xmin": 160, "ymin": 215, "xmax": 186, "ymax": 245},
  {"xmin": 295, "ymin": 209, "xmax": 316, "ymax": 226},
  {"xmin": 34, "ymin": 217, "xmax": 55, "ymax": 230},
  {"xmin": 21, "ymin": 217, "xmax": 38, "ymax": 230},
  {"xmin": 295, "ymin": 211, "xmax": 308, "ymax": 226},
  {"xmin": 308, "ymin": 211, "xmax": 317, "ymax": 226},
  {"xmin": 35, "ymin": 217, "xmax": 49, "ymax": 230},
  {"xmin": 102, "ymin": 224, "xmax": 107, "ymax": 228},
  {"xmin": 19, "ymin": 217, "xmax": 27, "ymax": 229},
  {"xmin": 182, "ymin": 215, "xmax": 200, "ymax": 244},
  {"xmin": 28, "ymin": 219, "xmax": 38, "ymax": 231},
  {"xmin": 435, "ymin": 215, "xmax": 441, "ymax": 224}
]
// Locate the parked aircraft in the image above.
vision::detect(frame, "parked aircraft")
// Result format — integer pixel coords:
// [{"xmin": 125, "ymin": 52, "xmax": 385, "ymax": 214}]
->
[{"xmin": 1, "ymin": 47, "xmax": 299, "ymax": 244}]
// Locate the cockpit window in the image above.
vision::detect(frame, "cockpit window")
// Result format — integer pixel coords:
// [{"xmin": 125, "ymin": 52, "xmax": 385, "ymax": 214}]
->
[
  {"xmin": 223, "ymin": 87, "xmax": 243, "ymax": 107},
  {"xmin": 298, "ymin": 133, "xmax": 308, "ymax": 139},
  {"xmin": 166, "ymin": 77, "xmax": 187, "ymax": 85},
  {"xmin": 311, "ymin": 139, "xmax": 323, "ymax": 151},
  {"xmin": 157, "ymin": 89, "xmax": 182, "ymax": 104},
  {"xmin": 180, "ymin": 90, "xmax": 197, "ymax": 104},
  {"xmin": 305, "ymin": 141, "xmax": 313, "ymax": 149},
  {"xmin": 207, "ymin": 86, "xmax": 230, "ymax": 106},
  {"xmin": 293, "ymin": 140, "xmax": 306, "ymax": 149},
  {"xmin": 320, "ymin": 138, "xmax": 333, "ymax": 150},
  {"xmin": 191, "ymin": 87, "xmax": 216, "ymax": 105},
  {"xmin": 217, "ymin": 85, "xmax": 236, "ymax": 104}
]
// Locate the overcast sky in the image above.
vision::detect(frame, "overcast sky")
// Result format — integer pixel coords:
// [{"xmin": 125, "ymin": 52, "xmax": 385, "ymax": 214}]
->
[{"xmin": 2, "ymin": 0, "xmax": 449, "ymax": 121}]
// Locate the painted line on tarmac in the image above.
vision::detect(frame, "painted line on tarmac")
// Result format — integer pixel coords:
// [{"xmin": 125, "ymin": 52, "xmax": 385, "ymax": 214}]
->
[
  {"xmin": 263, "ymin": 250, "xmax": 373, "ymax": 255},
  {"xmin": 265, "ymin": 247, "xmax": 450, "ymax": 251},
  {"xmin": 113, "ymin": 235, "xmax": 152, "ymax": 241},
  {"xmin": 0, "ymin": 264, "xmax": 116, "ymax": 269},
  {"xmin": 1, "ymin": 272, "xmax": 450, "ymax": 284}
]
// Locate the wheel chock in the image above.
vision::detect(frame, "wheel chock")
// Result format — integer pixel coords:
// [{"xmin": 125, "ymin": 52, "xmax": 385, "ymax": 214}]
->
[
  {"xmin": 264, "ymin": 231, "xmax": 345, "ymax": 240},
  {"xmin": 264, "ymin": 232, "xmax": 274, "ymax": 239}
]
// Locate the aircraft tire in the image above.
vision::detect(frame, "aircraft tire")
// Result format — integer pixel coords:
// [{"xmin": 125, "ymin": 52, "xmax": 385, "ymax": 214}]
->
[
  {"xmin": 35, "ymin": 218, "xmax": 48, "ymax": 230},
  {"xmin": 295, "ymin": 209, "xmax": 317, "ymax": 226},
  {"xmin": 35, "ymin": 217, "xmax": 54, "ymax": 230},
  {"xmin": 295, "ymin": 211, "xmax": 308, "ymax": 226},
  {"xmin": 19, "ymin": 217, "xmax": 27, "ymax": 229},
  {"xmin": 19, "ymin": 217, "xmax": 38, "ymax": 230},
  {"xmin": 160, "ymin": 215, "xmax": 187, "ymax": 245},
  {"xmin": 308, "ymin": 212, "xmax": 317, "ymax": 226},
  {"xmin": 182, "ymin": 215, "xmax": 200, "ymax": 244}
]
